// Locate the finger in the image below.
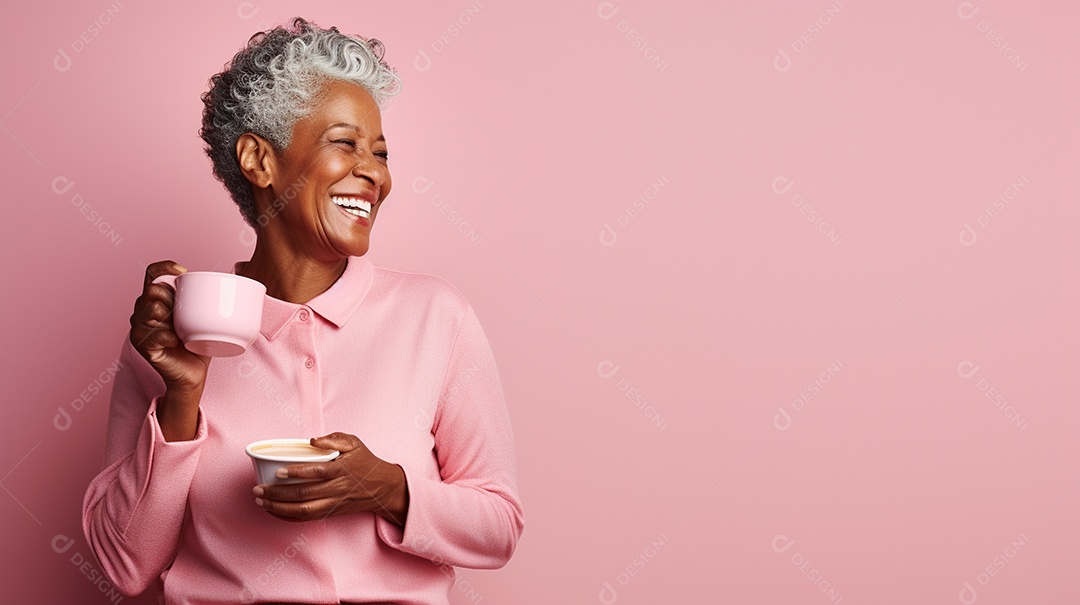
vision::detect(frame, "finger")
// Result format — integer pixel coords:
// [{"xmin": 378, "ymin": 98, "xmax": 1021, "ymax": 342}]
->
[
  {"xmin": 255, "ymin": 477, "xmax": 344, "ymax": 503},
  {"xmin": 143, "ymin": 260, "xmax": 187, "ymax": 289},
  {"xmin": 131, "ymin": 290, "xmax": 178, "ymax": 343},
  {"xmin": 255, "ymin": 495, "xmax": 343, "ymax": 520},
  {"xmin": 145, "ymin": 283, "xmax": 177, "ymax": 308},
  {"xmin": 132, "ymin": 283, "xmax": 176, "ymax": 316},
  {"xmin": 130, "ymin": 299, "xmax": 179, "ymax": 345},
  {"xmin": 140, "ymin": 297, "xmax": 175, "ymax": 326},
  {"xmin": 144, "ymin": 328, "xmax": 182, "ymax": 354},
  {"xmin": 310, "ymin": 432, "xmax": 362, "ymax": 452},
  {"xmin": 275, "ymin": 461, "xmax": 340, "ymax": 482},
  {"xmin": 130, "ymin": 312, "xmax": 180, "ymax": 353}
]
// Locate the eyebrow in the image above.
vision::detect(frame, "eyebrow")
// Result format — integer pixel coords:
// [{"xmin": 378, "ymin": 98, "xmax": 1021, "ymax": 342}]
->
[{"xmin": 325, "ymin": 123, "xmax": 385, "ymax": 142}]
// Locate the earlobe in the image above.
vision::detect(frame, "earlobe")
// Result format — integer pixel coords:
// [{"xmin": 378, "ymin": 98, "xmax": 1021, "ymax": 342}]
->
[{"xmin": 236, "ymin": 133, "xmax": 275, "ymax": 189}]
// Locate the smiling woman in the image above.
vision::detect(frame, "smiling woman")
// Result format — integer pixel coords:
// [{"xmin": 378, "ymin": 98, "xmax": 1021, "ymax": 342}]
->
[{"xmin": 81, "ymin": 17, "xmax": 523, "ymax": 605}]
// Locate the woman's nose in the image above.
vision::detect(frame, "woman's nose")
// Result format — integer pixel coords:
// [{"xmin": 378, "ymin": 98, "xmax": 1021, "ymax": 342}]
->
[{"xmin": 352, "ymin": 152, "xmax": 387, "ymax": 188}]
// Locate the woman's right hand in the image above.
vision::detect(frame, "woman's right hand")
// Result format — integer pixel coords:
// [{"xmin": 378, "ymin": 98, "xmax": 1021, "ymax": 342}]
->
[{"xmin": 129, "ymin": 261, "xmax": 209, "ymax": 440}]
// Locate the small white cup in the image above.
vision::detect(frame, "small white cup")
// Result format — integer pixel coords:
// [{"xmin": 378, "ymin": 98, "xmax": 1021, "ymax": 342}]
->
[{"xmin": 245, "ymin": 439, "xmax": 340, "ymax": 485}]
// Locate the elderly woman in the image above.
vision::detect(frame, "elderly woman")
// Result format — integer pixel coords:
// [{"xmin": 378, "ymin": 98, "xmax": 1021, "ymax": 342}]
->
[{"xmin": 82, "ymin": 18, "xmax": 523, "ymax": 605}]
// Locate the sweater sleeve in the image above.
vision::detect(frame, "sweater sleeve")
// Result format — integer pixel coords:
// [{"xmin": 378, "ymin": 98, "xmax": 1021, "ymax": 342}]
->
[
  {"xmin": 375, "ymin": 304, "xmax": 524, "ymax": 568},
  {"xmin": 81, "ymin": 338, "xmax": 208, "ymax": 596}
]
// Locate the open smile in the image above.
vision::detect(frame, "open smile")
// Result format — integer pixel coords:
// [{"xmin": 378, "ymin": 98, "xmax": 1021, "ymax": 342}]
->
[{"xmin": 331, "ymin": 195, "xmax": 372, "ymax": 219}]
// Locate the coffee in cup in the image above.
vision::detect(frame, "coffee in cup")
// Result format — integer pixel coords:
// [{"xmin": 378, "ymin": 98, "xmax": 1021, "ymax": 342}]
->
[{"xmin": 246, "ymin": 438, "xmax": 340, "ymax": 485}]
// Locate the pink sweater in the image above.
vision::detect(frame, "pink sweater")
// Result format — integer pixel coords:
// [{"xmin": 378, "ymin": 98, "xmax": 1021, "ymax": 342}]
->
[{"xmin": 82, "ymin": 257, "xmax": 523, "ymax": 604}]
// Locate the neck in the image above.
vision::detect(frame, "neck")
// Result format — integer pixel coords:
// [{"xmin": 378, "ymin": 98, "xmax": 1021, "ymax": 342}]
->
[{"xmin": 238, "ymin": 237, "xmax": 348, "ymax": 304}]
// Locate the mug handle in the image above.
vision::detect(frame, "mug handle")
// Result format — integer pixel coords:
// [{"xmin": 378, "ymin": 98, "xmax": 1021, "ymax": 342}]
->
[{"xmin": 152, "ymin": 274, "xmax": 178, "ymax": 289}]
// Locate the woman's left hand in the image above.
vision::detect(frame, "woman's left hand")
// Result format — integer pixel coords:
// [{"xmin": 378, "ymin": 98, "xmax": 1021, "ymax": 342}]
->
[{"xmin": 253, "ymin": 432, "xmax": 409, "ymax": 527}]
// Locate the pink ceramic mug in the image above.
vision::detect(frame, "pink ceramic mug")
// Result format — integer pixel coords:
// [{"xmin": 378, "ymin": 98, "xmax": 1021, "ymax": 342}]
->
[{"xmin": 152, "ymin": 272, "xmax": 266, "ymax": 357}]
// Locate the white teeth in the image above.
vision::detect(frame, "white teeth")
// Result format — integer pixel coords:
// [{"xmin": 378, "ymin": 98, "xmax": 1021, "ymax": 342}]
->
[
  {"xmin": 331, "ymin": 196, "xmax": 372, "ymax": 214},
  {"xmin": 342, "ymin": 206, "xmax": 370, "ymax": 218},
  {"xmin": 330, "ymin": 197, "xmax": 373, "ymax": 211}
]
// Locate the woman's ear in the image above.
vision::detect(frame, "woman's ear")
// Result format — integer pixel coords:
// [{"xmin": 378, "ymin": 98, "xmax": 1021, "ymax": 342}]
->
[{"xmin": 236, "ymin": 133, "xmax": 276, "ymax": 189}]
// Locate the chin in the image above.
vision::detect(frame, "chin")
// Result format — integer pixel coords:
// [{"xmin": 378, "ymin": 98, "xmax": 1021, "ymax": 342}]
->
[{"xmin": 349, "ymin": 239, "xmax": 371, "ymax": 257}]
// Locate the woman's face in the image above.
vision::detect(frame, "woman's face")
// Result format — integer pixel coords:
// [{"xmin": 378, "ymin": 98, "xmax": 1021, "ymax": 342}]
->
[{"xmin": 261, "ymin": 80, "xmax": 392, "ymax": 260}]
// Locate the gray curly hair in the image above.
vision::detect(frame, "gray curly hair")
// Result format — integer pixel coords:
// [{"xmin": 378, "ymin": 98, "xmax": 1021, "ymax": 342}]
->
[{"xmin": 200, "ymin": 17, "xmax": 402, "ymax": 227}]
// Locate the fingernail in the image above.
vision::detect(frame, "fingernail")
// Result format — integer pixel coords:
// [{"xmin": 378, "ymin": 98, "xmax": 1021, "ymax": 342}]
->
[
  {"xmin": 254, "ymin": 498, "xmax": 264, "ymax": 507},
  {"xmin": 174, "ymin": 263, "xmax": 188, "ymax": 272},
  {"xmin": 276, "ymin": 468, "xmax": 288, "ymax": 479},
  {"xmin": 252, "ymin": 486, "xmax": 264, "ymax": 496}
]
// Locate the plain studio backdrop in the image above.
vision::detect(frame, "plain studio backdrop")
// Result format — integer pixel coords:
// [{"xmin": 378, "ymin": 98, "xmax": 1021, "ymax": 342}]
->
[{"xmin": 2, "ymin": 1, "xmax": 1077, "ymax": 603}]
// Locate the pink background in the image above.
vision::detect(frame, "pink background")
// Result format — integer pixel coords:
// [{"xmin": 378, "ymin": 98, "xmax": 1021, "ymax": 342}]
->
[{"xmin": 2, "ymin": 1, "xmax": 1077, "ymax": 603}]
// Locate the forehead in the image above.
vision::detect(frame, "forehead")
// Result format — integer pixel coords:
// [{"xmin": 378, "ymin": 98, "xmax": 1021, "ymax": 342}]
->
[{"xmin": 301, "ymin": 80, "xmax": 383, "ymax": 131}]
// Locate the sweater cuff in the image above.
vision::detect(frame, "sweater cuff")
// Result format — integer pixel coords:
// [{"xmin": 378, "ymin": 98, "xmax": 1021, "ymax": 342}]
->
[
  {"xmin": 373, "ymin": 463, "xmax": 439, "ymax": 560},
  {"xmin": 147, "ymin": 396, "xmax": 208, "ymax": 446}
]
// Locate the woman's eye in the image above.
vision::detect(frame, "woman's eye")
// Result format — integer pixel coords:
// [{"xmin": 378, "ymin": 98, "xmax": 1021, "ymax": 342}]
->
[
  {"xmin": 333, "ymin": 139, "xmax": 356, "ymax": 148},
  {"xmin": 375, "ymin": 151, "xmax": 389, "ymax": 160}
]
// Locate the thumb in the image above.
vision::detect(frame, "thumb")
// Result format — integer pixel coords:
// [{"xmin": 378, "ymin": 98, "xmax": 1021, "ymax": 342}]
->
[{"xmin": 311, "ymin": 432, "xmax": 362, "ymax": 452}]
